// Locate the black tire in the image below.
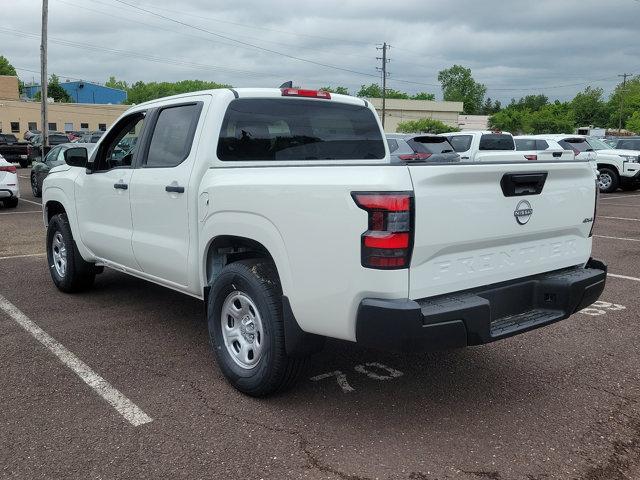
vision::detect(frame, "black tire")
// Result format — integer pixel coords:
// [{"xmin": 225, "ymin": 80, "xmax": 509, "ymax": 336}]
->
[
  {"xmin": 46, "ymin": 213, "xmax": 96, "ymax": 293},
  {"xmin": 31, "ymin": 173, "xmax": 42, "ymax": 197},
  {"xmin": 208, "ymin": 259, "xmax": 306, "ymax": 397},
  {"xmin": 2, "ymin": 197, "xmax": 18, "ymax": 208},
  {"xmin": 598, "ymin": 167, "xmax": 619, "ymax": 193},
  {"xmin": 621, "ymin": 184, "xmax": 639, "ymax": 192},
  {"xmin": 19, "ymin": 159, "xmax": 29, "ymax": 168}
]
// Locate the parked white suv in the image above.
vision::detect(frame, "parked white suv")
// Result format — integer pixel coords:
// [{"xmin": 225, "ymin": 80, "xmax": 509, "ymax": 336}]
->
[
  {"xmin": 42, "ymin": 88, "xmax": 606, "ymax": 396},
  {"xmin": 513, "ymin": 136, "xmax": 574, "ymax": 161},
  {"xmin": 0, "ymin": 154, "xmax": 20, "ymax": 208},
  {"xmin": 586, "ymin": 136, "xmax": 640, "ymax": 193}
]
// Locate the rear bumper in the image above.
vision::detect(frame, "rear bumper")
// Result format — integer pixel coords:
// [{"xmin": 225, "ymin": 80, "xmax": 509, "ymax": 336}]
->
[{"xmin": 355, "ymin": 258, "xmax": 607, "ymax": 352}]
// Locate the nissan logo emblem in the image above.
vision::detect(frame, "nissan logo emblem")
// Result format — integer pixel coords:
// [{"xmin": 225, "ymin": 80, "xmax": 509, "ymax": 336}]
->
[{"xmin": 514, "ymin": 200, "xmax": 533, "ymax": 225}]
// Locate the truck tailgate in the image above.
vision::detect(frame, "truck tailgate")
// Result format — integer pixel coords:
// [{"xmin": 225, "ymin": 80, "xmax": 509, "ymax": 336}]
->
[{"xmin": 407, "ymin": 161, "xmax": 596, "ymax": 300}]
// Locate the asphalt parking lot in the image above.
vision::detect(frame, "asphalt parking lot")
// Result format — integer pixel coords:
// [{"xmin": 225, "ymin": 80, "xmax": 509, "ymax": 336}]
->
[{"xmin": 1, "ymin": 171, "xmax": 639, "ymax": 480}]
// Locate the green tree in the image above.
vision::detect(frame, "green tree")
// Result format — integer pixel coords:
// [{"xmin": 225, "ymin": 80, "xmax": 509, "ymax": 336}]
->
[
  {"xmin": 396, "ymin": 118, "xmax": 458, "ymax": 134},
  {"xmin": 508, "ymin": 94, "xmax": 548, "ymax": 112},
  {"xmin": 488, "ymin": 108, "xmax": 528, "ymax": 133},
  {"xmin": 320, "ymin": 86, "xmax": 349, "ymax": 95},
  {"xmin": 608, "ymin": 76, "xmax": 640, "ymax": 129},
  {"xmin": 105, "ymin": 76, "xmax": 129, "ymax": 91},
  {"xmin": 481, "ymin": 97, "xmax": 501, "ymax": 115},
  {"xmin": 125, "ymin": 79, "xmax": 232, "ymax": 104},
  {"xmin": 0, "ymin": 55, "xmax": 17, "ymax": 76},
  {"xmin": 627, "ymin": 111, "xmax": 640, "ymax": 134},
  {"xmin": 571, "ymin": 86, "xmax": 609, "ymax": 127},
  {"xmin": 411, "ymin": 92, "xmax": 436, "ymax": 101},
  {"xmin": 437, "ymin": 65, "xmax": 486, "ymax": 114},
  {"xmin": 34, "ymin": 74, "xmax": 73, "ymax": 102},
  {"xmin": 527, "ymin": 103, "xmax": 574, "ymax": 134},
  {"xmin": 356, "ymin": 83, "xmax": 410, "ymax": 99}
]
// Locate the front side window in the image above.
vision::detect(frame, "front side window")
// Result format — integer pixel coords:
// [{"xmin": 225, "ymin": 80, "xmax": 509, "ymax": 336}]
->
[
  {"xmin": 145, "ymin": 103, "xmax": 201, "ymax": 168},
  {"xmin": 93, "ymin": 113, "xmax": 145, "ymax": 171},
  {"xmin": 586, "ymin": 137, "xmax": 611, "ymax": 151},
  {"xmin": 44, "ymin": 146, "xmax": 61, "ymax": 164},
  {"xmin": 559, "ymin": 139, "xmax": 593, "ymax": 152},
  {"xmin": 448, "ymin": 135, "xmax": 472, "ymax": 152},
  {"xmin": 217, "ymin": 99, "xmax": 385, "ymax": 161},
  {"xmin": 617, "ymin": 139, "xmax": 640, "ymax": 150}
]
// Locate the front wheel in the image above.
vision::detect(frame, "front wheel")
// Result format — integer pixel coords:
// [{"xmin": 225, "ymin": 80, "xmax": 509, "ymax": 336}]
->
[
  {"xmin": 208, "ymin": 259, "xmax": 307, "ymax": 396},
  {"xmin": 598, "ymin": 167, "xmax": 619, "ymax": 194},
  {"xmin": 46, "ymin": 213, "xmax": 96, "ymax": 292}
]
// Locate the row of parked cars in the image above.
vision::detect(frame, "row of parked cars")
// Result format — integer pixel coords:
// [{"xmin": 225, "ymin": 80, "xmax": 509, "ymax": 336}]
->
[
  {"xmin": 0, "ymin": 130, "xmax": 106, "ymax": 208},
  {"xmin": 387, "ymin": 132, "xmax": 640, "ymax": 193}
]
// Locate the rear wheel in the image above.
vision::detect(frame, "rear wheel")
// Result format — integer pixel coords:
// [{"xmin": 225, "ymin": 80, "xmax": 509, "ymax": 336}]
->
[
  {"xmin": 47, "ymin": 213, "xmax": 96, "ymax": 292},
  {"xmin": 31, "ymin": 173, "xmax": 42, "ymax": 197},
  {"xmin": 598, "ymin": 167, "xmax": 619, "ymax": 193},
  {"xmin": 2, "ymin": 198, "xmax": 18, "ymax": 208},
  {"xmin": 208, "ymin": 259, "xmax": 307, "ymax": 396}
]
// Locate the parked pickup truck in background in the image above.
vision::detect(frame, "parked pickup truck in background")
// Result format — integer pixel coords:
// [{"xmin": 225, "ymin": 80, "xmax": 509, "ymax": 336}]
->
[
  {"xmin": 585, "ymin": 136, "xmax": 640, "ymax": 193},
  {"xmin": 42, "ymin": 88, "xmax": 606, "ymax": 396},
  {"xmin": 441, "ymin": 130, "xmax": 563, "ymax": 163},
  {"xmin": 0, "ymin": 134, "xmax": 29, "ymax": 168}
]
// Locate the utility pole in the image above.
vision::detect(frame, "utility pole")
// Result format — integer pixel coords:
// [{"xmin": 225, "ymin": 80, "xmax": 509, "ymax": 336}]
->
[
  {"xmin": 376, "ymin": 43, "xmax": 390, "ymax": 129},
  {"xmin": 618, "ymin": 73, "xmax": 631, "ymax": 133},
  {"xmin": 40, "ymin": 0, "xmax": 48, "ymax": 158}
]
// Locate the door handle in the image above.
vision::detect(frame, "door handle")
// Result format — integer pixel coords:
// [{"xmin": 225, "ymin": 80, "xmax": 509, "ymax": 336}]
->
[
  {"xmin": 165, "ymin": 185, "xmax": 185, "ymax": 193},
  {"xmin": 113, "ymin": 182, "xmax": 128, "ymax": 190}
]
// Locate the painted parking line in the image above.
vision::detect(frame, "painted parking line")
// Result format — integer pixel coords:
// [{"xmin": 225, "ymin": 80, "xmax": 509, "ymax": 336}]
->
[
  {"xmin": 599, "ymin": 216, "xmax": 640, "ymax": 222},
  {"xmin": 18, "ymin": 175, "xmax": 29, "ymax": 179},
  {"xmin": 19, "ymin": 198, "xmax": 42, "ymax": 206},
  {"xmin": 0, "ymin": 253, "xmax": 46, "ymax": 261},
  {"xmin": 608, "ymin": 273, "xmax": 640, "ymax": 283},
  {"xmin": 598, "ymin": 203, "xmax": 640, "ymax": 208},
  {"xmin": 0, "ymin": 210, "xmax": 41, "ymax": 216},
  {"xmin": 0, "ymin": 294, "xmax": 153, "ymax": 427},
  {"xmin": 594, "ymin": 235, "xmax": 640, "ymax": 243}
]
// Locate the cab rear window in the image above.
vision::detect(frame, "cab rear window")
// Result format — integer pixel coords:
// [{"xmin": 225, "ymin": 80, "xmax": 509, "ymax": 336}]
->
[
  {"xmin": 479, "ymin": 134, "xmax": 514, "ymax": 150},
  {"xmin": 217, "ymin": 99, "xmax": 385, "ymax": 161}
]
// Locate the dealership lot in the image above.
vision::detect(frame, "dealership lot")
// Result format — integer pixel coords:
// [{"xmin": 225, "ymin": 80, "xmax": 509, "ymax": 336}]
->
[{"xmin": 1, "ymin": 172, "xmax": 639, "ymax": 480}]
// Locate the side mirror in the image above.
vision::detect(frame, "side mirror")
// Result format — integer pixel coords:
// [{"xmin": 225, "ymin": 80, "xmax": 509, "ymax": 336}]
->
[{"xmin": 64, "ymin": 147, "xmax": 88, "ymax": 168}]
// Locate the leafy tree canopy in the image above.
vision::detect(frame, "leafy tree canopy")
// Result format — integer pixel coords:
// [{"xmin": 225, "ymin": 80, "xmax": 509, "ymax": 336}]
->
[
  {"xmin": 396, "ymin": 118, "xmax": 458, "ymax": 134},
  {"xmin": 0, "ymin": 55, "xmax": 17, "ymax": 76},
  {"xmin": 320, "ymin": 86, "xmax": 350, "ymax": 95},
  {"xmin": 437, "ymin": 65, "xmax": 486, "ymax": 114},
  {"xmin": 34, "ymin": 74, "xmax": 73, "ymax": 103},
  {"xmin": 124, "ymin": 79, "xmax": 232, "ymax": 104}
]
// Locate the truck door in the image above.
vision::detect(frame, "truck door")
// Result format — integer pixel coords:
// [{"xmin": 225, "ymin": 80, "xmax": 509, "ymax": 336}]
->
[
  {"xmin": 128, "ymin": 101, "xmax": 205, "ymax": 287},
  {"xmin": 75, "ymin": 112, "xmax": 146, "ymax": 269}
]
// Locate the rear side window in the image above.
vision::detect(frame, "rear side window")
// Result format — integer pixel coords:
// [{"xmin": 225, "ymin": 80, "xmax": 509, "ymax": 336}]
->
[
  {"xmin": 146, "ymin": 103, "xmax": 202, "ymax": 168},
  {"xmin": 536, "ymin": 140, "xmax": 549, "ymax": 150},
  {"xmin": 409, "ymin": 136, "xmax": 455, "ymax": 154},
  {"xmin": 618, "ymin": 139, "xmax": 640, "ymax": 150},
  {"xmin": 479, "ymin": 134, "xmax": 514, "ymax": 150},
  {"xmin": 559, "ymin": 139, "xmax": 592, "ymax": 152},
  {"xmin": 217, "ymin": 99, "xmax": 385, "ymax": 161},
  {"xmin": 387, "ymin": 139, "xmax": 399, "ymax": 153},
  {"xmin": 515, "ymin": 139, "xmax": 536, "ymax": 151},
  {"xmin": 448, "ymin": 135, "xmax": 472, "ymax": 152}
]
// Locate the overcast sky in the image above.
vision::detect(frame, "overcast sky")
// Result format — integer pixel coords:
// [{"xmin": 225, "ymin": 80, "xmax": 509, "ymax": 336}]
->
[{"xmin": 1, "ymin": 0, "xmax": 638, "ymax": 103}]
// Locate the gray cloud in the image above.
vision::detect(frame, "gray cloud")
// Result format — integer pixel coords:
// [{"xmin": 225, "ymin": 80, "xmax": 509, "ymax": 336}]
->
[{"xmin": 1, "ymin": 0, "xmax": 638, "ymax": 102}]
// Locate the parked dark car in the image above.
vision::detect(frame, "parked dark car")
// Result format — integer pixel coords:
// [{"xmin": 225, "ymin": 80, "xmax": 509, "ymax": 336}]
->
[
  {"xmin": 30, "ymin": 143, "xmax": 96, "ymax": 197},
  {"xmin": 615, "ymin": 137, "xmax": 640, "ymax": 150},
  {"xmin": 0, "ymin": 133, "xmax": 30, "ymax": 167},
  {"xmin": 27, "ymin": 133, "xmax": 72, "ymax": 164},
  {"xmin": 386, "ymin": 133, "xmax": 460, "ymax": 163}
]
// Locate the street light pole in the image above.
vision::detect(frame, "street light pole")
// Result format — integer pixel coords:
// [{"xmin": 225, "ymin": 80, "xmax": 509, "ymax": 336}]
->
[{"xmin": 40, "ymin": 0, "xmax": 48, "ymax": 158}]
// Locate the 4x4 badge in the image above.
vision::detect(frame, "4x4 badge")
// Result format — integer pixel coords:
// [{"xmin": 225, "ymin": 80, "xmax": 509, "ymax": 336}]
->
[{"xmin": 514, "ymin": 200, "xmax": 533, "ymax": 225}]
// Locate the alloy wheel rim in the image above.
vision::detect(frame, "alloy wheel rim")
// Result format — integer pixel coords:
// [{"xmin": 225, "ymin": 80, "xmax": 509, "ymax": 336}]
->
[
  {"xmin": 52, "ymin": 232, "xmax": 67, "ymax": 277},
  {"xmin": 598, "ymin": 173, "xmax": 611, "ymax": 190},
  {"xmin": 31, "ymin": 175, "xmax": 38, "ymax": 194},
  {"xmin": 220, "ymin": 291, "xmax": 264, "ymax": 369}
]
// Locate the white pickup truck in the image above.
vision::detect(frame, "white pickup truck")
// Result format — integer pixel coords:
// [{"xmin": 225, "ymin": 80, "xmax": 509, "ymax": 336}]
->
[
  {"xmin": 42, "ymin": 88, "xmax": 606, "ymax": 396},
  {"xmin": 442, "ymin": 130, "xmax": 571, "ymax": 162}
]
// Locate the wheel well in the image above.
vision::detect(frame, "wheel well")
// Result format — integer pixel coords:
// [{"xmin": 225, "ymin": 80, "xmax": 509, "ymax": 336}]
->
[
  {"xmin": 597, "ymin": 164, "xmax": 619, "ymax": 176},
  {"xmin": 45, "ymin": 201, "xmax": 66, "ymax": 224},
  {"xmin": 205, "ymin": 236, "xmax": 277, "ymax": 286}
]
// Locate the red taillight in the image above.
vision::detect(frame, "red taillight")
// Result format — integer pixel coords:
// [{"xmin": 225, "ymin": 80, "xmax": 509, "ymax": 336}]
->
[
  {"xmin": 398, "ymin": 153, "xmax": 432, "ymax": 161},
  {"xmin": 281, "ymin": 88, "xmax": 331, "ymax": 99},
  {"xmin": 352, "ymin": 192, "xmax": 413, "ymax": 270},
  {"xmin": 524, "ymin": 154, "xmax": 537, "ymax": 161},
  {"xmin": 0, "ymin": 165, "xmax": 17, "ymax": 174}
]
